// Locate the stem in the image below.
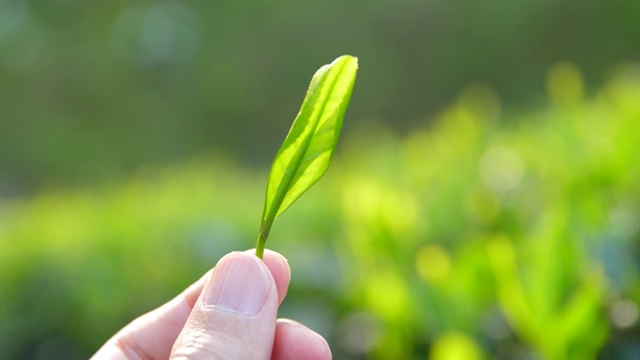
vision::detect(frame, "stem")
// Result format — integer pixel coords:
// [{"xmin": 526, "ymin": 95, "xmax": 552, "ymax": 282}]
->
[{"xmin": 255, "ymin": 220, "xmax": 273, "ymax": 259}]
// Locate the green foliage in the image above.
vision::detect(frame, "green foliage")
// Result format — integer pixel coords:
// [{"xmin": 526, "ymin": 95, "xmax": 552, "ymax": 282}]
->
[
  {"xmin": 2, "ymin": 64, "xmax": 640, "ymax": 359},
  {"xmin": 257, "ymin": 55, "xmax": 358, "ymax": 258}
]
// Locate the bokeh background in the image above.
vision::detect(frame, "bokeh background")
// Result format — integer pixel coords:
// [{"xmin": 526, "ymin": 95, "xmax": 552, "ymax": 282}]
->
[{"xmin": 1, "ymin": 0, "xmax": 640, "ymax": 359}]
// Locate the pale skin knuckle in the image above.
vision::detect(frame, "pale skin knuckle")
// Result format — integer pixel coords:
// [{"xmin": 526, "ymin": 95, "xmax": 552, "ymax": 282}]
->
[
  {"xmin": 171, "ymin": 331, "xmax": 235, "ymax": 360},
  {"xmin": 112, "ymin": 337, "xmax": 152, "ymax": 360}
]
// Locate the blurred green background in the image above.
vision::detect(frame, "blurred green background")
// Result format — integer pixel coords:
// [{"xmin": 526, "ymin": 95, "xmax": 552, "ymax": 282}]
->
[{"xmin": 1, "ymin": 0, "xmax": 640, "ymax": 359}]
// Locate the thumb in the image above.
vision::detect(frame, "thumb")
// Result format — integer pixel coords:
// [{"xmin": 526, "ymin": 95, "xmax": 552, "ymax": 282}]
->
[{"xmin": 171, "ymin": 252, "xmax": 279, "ymax": 359}]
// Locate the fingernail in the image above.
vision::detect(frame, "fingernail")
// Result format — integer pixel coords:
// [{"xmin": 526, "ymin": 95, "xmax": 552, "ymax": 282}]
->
[{"xmin": 202, "ymin": 253, "xmax": 270, "ymax": 316}]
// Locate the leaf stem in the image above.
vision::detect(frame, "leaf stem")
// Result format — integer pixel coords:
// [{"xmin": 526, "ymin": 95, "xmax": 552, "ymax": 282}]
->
[{"xmin": 255, "ymin": 220, "xmax": 273, "ymax": 259}]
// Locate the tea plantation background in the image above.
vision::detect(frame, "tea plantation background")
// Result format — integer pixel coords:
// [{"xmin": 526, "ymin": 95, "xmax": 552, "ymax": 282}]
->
[{"xmin": 2, "ymin": 0, "xmax": 640, "ymax": 359}]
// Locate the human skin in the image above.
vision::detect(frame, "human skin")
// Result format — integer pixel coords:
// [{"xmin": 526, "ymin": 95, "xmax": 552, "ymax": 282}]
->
[{"xmin": 92, "ymin": 249, "xmax": 331, "ymax": 360}]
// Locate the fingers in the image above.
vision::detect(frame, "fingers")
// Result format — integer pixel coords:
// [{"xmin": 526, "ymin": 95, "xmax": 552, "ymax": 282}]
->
[
  {"xmin": 91, "ymin": 250, "xmax": 291, "ymax": 359},
  {"xmin": 271, "ymin": 319, "xmax": 332, "ymax": 360},
  {"xmin": 170, "ymin": 252, "xmax": 279, "ymax": 359}
]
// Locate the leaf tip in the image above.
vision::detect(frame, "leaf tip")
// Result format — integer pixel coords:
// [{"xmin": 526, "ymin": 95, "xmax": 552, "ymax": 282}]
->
[{"xmin": 333, "ymin": 55, "xmax": 358, "ymax": 69}]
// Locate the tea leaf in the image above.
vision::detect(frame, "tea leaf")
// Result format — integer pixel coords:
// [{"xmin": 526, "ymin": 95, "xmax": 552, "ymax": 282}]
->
[{"xmin": 255, "ymin": 55, "xmax": 358, "ymax": 258}]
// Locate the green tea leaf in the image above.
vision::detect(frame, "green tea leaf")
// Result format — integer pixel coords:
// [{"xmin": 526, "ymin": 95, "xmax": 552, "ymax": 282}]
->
[{"xmin": 255, "ymin": 55, "xmax": 358, "ymax": 258}]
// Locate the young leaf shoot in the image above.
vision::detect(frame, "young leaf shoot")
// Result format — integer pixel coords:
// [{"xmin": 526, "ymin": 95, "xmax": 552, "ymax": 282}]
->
[{"xmin": 255, "ymin": 55, "xmax": 358, "ymax": 258}]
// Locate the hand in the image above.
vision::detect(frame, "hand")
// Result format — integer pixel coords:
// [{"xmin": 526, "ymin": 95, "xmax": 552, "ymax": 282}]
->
[{"xmin": 92, "ymin": 249, "xmax": 331, "ymax": 359}]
